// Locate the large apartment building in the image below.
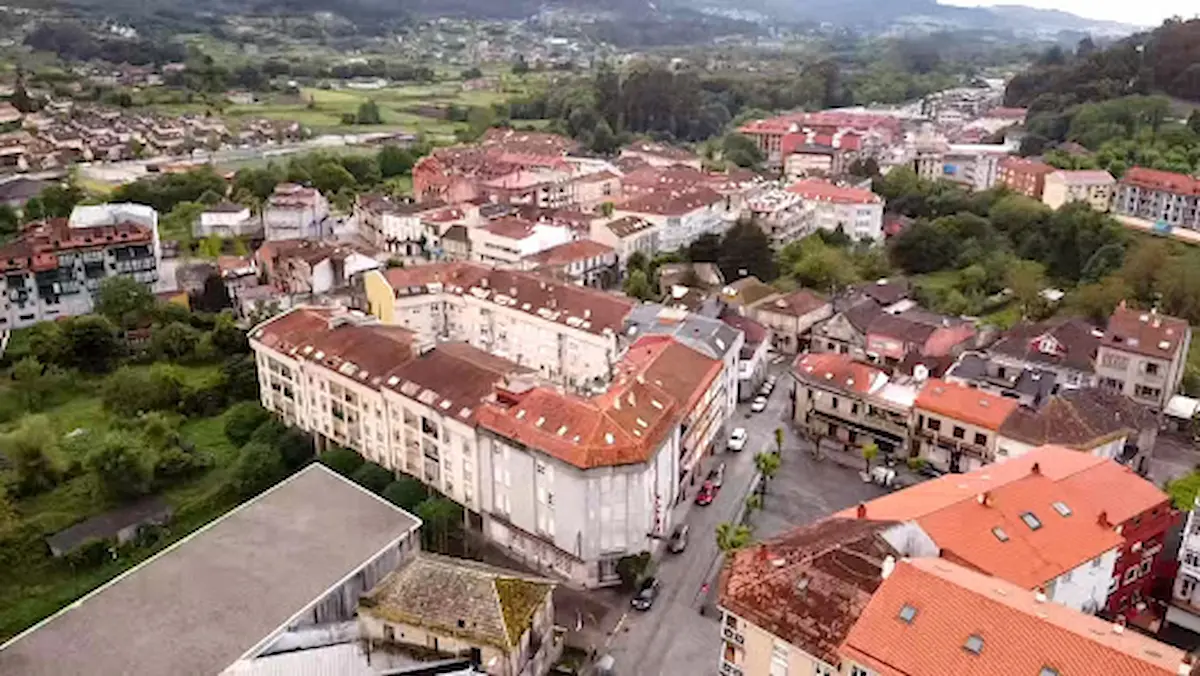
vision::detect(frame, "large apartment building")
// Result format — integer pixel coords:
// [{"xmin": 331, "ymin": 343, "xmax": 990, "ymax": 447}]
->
[
  {"xmin": 791, "ymin": 352, "xmax": 915, "ymax": 459},
  {"xmin": 912, "ymin": 378, "xmax": 1019, "ymax": 473},
  {"xmin": 263, "ymin": 183, "xmax": 330, "ymax": 241},
  {"xmin": 786, "ymin": 179, "xmax": 884, "ymax": 243},
  {"xmin": 1095, "ymin": 304, "xmax": 1191, "ymax": 410},
  {"xmin": 1042, "ymin": 169, "xmax": 1116, "ymax": 211},
  {"xmin": 1112, "ymin": 166, "xmax": 1200, "ymax": 230},
  {"xmin": 0, "ymin": 218, "xmax": 159, "ymax": 328},
  {"xmin": 360, "ymin": 262, "xmax": 636, "ymax": 392},
  {"xmin": 997, "ymin": 156, "xmax": 1055, "ymax": 200}
]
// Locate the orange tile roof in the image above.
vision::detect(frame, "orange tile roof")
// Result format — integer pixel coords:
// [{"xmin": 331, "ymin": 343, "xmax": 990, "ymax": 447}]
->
[
  {"xmin": 788, "ymin": 178, "xmax": 881, "ymax": 205},
  {"xmin": 1121, "ymin": 166, "xmax": 1200, "ymax": 196},
  {"xmin": 752, "ymin": 289, "xmax": 829, "ymax": 318},
  {"xmin": 841, "ymin": 558, "xmax": 1185, "ymax": 676},
  {"xmin": 617, "ymin": 186, "xmax": 724, "ymax": 216},
  {"xmin": 1055, "ymin": 461, "xmax": 1170, "ymax": 526},
  {"xmin": 523, "ymin": 238, "xmax": 614, "ymax": 267},
  {"xmin": 793, "ymin": 352, "xmax": 886, "ymax": 396},
  {"xmin": 1102, "ymin": 305, "xmax": 1189, "ymax": 360},
  {"xmin": 915, "ymin": 473, "xmax": 1124, "ymax": 588},
  {"xmin": 619, "ymin": 335, "xmax": 722, "ymax": 414},
  {"xmin": 251, "ymin": 307, "xmax": 418, "ymax": 386},
  {"xmin": 914, "ymin": 378, "xmax": 1018, "ymax": 431}
]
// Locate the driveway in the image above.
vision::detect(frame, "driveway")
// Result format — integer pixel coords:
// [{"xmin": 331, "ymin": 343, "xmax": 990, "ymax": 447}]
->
[{"xmin": 599, "ymin": 361, "xmax": 886, "ymax": 676}]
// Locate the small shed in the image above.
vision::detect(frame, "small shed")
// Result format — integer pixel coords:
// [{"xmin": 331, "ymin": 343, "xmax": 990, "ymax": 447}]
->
[{"xmin": 46, "ymin": 496, "xmax": 173, "ymax": 557}]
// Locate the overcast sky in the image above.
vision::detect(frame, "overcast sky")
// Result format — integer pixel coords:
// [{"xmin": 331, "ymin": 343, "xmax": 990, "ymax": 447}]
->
[{"xmin": 939, "ymin": 0, "xmax": 1198, "ymax": 26}]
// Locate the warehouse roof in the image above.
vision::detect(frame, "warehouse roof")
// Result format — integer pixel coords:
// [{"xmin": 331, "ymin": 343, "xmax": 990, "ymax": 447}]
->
[{"xmin": 0, "ymin": 465, "xmax": 421, "ymax": 676}]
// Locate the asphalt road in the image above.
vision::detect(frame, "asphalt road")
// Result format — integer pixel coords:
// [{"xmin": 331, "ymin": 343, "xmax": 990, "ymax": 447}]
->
[{"xmin": 601, "ymin": 362, "xmax": 885, "ymax": 676}]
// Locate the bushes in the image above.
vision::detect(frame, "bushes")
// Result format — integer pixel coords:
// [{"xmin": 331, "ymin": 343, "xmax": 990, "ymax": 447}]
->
[
  {"xmin": 64, "ymin": 537, "xmax": 113, "ymax": 570},
  {"xmin": 224, "ymin": 402, "xmax": 272, "ymax": 446},
  {"xmin": 230, "ymin": 441, "xmax": 286, "ymax": 498},
  {"xmin": 277, "ymin": 428, "xmax": 315, "ymax": 470},
  {"xmin": 102, "ymin": 365, "xmax": 184, "ymax": 417},
  {"xmin": 320, "ymin": 447, "xmax": 365, "ymax": 477},
  {"xmin": 84, "ymin": 432, "xmax": 153, "ymax": 501},
  {"xmin": 382, "ymin": 478, "xmax": 428, "ymax": 511},
  {"xmin": 351, "ymin": 462, "xmax": 394, "ymax": 494}
]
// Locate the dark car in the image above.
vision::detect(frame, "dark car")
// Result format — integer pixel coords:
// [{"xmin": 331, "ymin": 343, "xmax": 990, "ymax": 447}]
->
[
  {"xmin": 668, "ymin": 524, "xmax": 690, "ymax": 553},
  {"xmin": 631, "ymin": 577, "xmax": 660, "ymax": 611},
  {"xmin": 695, "ymin": 480, "xmax": 717, "ymax": 506},
  {"xmin": 918, "ymin": 463, "xmax": 946, "ymax": 479}
]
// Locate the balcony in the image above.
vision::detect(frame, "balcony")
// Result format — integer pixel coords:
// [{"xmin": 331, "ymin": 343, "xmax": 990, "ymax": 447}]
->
[
  {"xmin": 721, "ymin": 625, "xmax": 745, "ymax": 647},
  {"xmin": 719, "ymin": 660, "xmax": 743, "ymax": 676}
]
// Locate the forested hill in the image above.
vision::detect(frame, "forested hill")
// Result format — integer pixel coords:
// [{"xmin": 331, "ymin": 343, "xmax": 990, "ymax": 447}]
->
[{"xmin": 1005, "ymin": 18, "xmax": 1200, "ymax": 113}]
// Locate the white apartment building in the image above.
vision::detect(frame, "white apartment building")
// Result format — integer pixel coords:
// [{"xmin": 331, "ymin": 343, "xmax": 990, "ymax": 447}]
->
[
  {"xmin": 744, "ymin": 187, "xmax": 813, "ymax": 245},
  {"xmin": 941, "ymin": 144, "xmax": 1009, "ymax": 191},
  {"xmin": 362, "ymin": 263, "xmax": 636, "ymax": 392},
  {"xmin": 468, "ymin": 217, "xmax": 574, "ymax": 267},
  {"xmin": 263, "ymin": 184, "xmax": 330, "ymax": 241},
  {"xmin": 1169, "ymin": 496, "xmax": 1200, "ymax": 634},
  {"xmin": 194, "ymin": 202, "xmax": 261, "ymax": 239},
  {"xmin": 614, "ymin": 186, "xmax": 732, "ymax": 253},
  {"xmin": 1043, "ymin": 170, "xmax": 1116, "ymax": 211},
  {"xmin": 786, "ymin": 179, "xmax": 884, "ymax": 243},
  {"xmin": 353, "ymin": 194, "xmax": 451, "ymax": 256},
  {"xmin": 250, "ymin": 307, "xmax": 523, "ymax": 514},
  {"xmin": 588, "ymin": 215, "xmax": 661, "ymax": 267}
]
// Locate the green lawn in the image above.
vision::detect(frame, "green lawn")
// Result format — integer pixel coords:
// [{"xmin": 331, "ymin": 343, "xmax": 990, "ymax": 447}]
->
[{"xmin": 0, "ymin": 366, "xmax": 245, "ymax": 642}]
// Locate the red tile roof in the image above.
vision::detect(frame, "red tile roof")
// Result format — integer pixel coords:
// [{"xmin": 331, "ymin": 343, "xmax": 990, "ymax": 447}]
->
[
  {"xmin": 792, "ymin": 352, "xmax": 886, "ymax": 396},
  {"xmin": 617, "ymin": 186, "xmax": 724, "ymax": 216},
  {"xmin": 998, "ymin": 388, "xmax": 1154, "ymax": 450},
  {"xmin": 999, "ymin": 156, "xmax": 1055, "ymax": 176},
  {"xmin": 841, "ymin": 558, "xmax": 1185, "ymax": 676},
  {"xmin": 720, "ymin": 313, "xmax": 769, "ymax": 346},
  {"xmin": 523, "ymin": 239, "xmax": 614, "ymax": 267},
  {"xmin": 752, "ymin": 289, "xmax": 829, "ymax": 318},
  {"xmin": 251, "ymin": 307, "xmax": 418, "ymax": 386},
  {"xmin": 622, "ymin": 142, "xmax": 698, "ymax": 162},
  {"xmin": 481, "ymin": 216, "xmax": 539, "ymax": 239},
  {"xmin": 1102, "ymin": 305, "xmax": 1189, "ymax": 360},
  {"xmin": 787, "ymin": 179, "xmax": 881, "ymax": 205},
  {"xmin": 0, "ymin": 219, "xmax": 154, "ymax": 274},
  {"xmin": 381, "ymin": 262, "xmax": 635, "ymax": 338},
  {"xmin": 1120, "ymin": 166, "xmax": 1200, "ymax": 196},
  {"xmin": 719, "ymin": 518, "xmax": 901, "ymax": 667},
  {"xmin": 1050, "ymin": 169, "xmax": 1116, "ymax": 184},
  {"xmin": 914, "ymin": 378, "xmax": 1018, "ymax": 431},
  {"xmin": 386, "ymin": 342, "xmax": 527, "ymax": 423},
  {"xmin": 603, "ymin": 216, "xmax": 656, "ymax": 238}
]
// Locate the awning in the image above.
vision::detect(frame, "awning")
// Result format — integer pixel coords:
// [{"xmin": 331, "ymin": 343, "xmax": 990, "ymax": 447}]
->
[{"xmin": 1164, "ymin": 395, "xmax": 1200, "ymax": 420}]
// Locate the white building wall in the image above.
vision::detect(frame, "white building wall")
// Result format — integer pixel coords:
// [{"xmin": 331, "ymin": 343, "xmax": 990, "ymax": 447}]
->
[{"xmin": 1048, "ymin": 548, "xmax": 1118, "ymax": 614}]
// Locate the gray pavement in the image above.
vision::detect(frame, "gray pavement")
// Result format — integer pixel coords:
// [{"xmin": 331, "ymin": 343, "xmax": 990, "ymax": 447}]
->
[
  {"xmin": 1149, "ymin": 432, "xmax": 1200, "ymax": 489},
  {"xmin": 600, "ymin": 362, "xmax": 886, "ymax": 676}
]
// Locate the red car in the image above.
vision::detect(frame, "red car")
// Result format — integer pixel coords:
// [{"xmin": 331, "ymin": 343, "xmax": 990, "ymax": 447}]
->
[{"xmin": 695, "ymin": 480, "xmax": 717, "ymax": 506}]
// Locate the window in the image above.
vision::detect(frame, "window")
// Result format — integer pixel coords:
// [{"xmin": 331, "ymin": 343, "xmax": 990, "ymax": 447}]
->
[
  {"xmin": 973, "ymin": 432, "xmax": 987, "ymax": 446},
  {"xmin": 814, "ymin": 665, "xmax": 836, "ymax": 676},
  {"xmin": 1052, "ymin": 501, "xmax": 1072, "ymax": 517},
  {"xmin": 1145, "ymin": 362, "xmax": 1160, "ymax": 376},
  {"xmin": 1124, "ymin": 567, "xmax": 1139, "ymax": 584},
  {"xmin": 898, "ymin": 604, "xmax": 917, "ymax": 623},
  {"xmin": 1181, "ymin": 576, "xmax": 1197, "ymax": 598},
  {"xmin": 1040, "ymin": 668, "xmax": 1061, "ymax": 676},
  {"xmin": 849, "ymin": 667, "xmax": 875, "ymax": 676},
  {"xmin": 1092, "ymin": 557, "xmax": 1102, "ymax": 568},
  {"xmin": 770, "ymin": 642, "xmax": 789, "ymax": 676},
  {"xmin": 952, "ymin": 426, "xmax": 965, "ymax": 439},
  {"xmin": 831, "ymin": 396, "xmax": 839, "ymax": 411},
  {"xmin": 1020, "ymin": 512, "xmax": 1043, "ymax": 530},
  {"xmin": 927, "ymin": 418, "xmax": 941, "ymax": 431},
  {"xmin": 963, "ymin": 635, "xmax": 984, "ymax": 655},
  {"xmin": 1185, "ymin": 550, "xmax": 1200, "ymax": 568},
  {"xmin": 851, "ymin": 403, "xmax": 859, "ymax": 415},
  {"xmin": 992, "ymin": 527, "xmax": 1009, "ymax": 542},
  {"xmin": 1140, "ymin": 559, "xmax": 1152, "ymax": 576},
  {"xmin": 1109, "ymin": 576, "xmax": 1119, "ymax": 593}
]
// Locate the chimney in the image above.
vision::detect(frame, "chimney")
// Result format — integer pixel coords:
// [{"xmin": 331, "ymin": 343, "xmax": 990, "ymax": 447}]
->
[
  {"xmin": 881, "ymin": 555, "xmax": 896, "ymax": 579},
  {"xmin": 856, "ymin": 503, "xmax": 867, "ymax": 519},
  {"xmin": 1030, "ymin": 462, "xmax": 1041, "ymax": 475},
  {"xmin": 1034, "ymin": 588, "xmax": 1047, "ymax": 603},
  {"xmin": 1098, "ymin": 511, "xmax": 1111, "ymax": 529},
  {"xmin": 977, "ymin": 491, "xmax": 991, "ymax": 507}
]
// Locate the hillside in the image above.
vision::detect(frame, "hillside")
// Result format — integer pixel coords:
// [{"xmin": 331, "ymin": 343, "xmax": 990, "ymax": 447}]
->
[{"xmin": 1005, "ymin": 18, "xmax": 1200, "ymax": 111}]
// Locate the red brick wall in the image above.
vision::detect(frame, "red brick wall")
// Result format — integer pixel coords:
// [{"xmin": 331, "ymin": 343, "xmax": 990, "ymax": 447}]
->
[{"xmin": 1106, "ymin": 500, "xmax": 1179, "ymax": 618}]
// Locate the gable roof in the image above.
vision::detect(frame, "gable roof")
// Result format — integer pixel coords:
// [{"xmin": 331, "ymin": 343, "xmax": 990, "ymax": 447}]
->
[
  {"xmin": 793, "ymin": 352, "xmax": 887, "ymax": 396},
  {"xmin": 360, "ymin": 552, "xmax": 554, "ymax": 650},
  {"xmin": 990, "ymin": 318, "xmax": 1100, "ymax": 374},
  {"xmin": 914, "ymin": 378, "xmax": 1018, "ymax": 431},
  {"xmin": 841, "ymin": 558, "xmax": 1186, "ymax": 676},
  {"xmin": 752, "ymin": 289, "xmax": 829, "ymax": 318},
  {"xmin": 999, "ymin": 388, "xmax": 1153, "ymax": 450},
  {"xmin": 719, "ymin": 518, "xmax": 900, "ymax": 667},
  {"xmin": 251, "ymin": 307, "xmax": 418, "ymax": 386}
]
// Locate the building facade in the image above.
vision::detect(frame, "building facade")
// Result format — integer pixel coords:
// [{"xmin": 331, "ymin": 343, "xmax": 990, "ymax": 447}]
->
[
  {"xmin": 912, "ymin": 378, "xmax": 1019, "ymax": 473},
  {"xmin": 263, "ymin": 184, "xmax": 330, "ymax": 241},
  {"xmin": 1042, "ymin": 170, "xmax": 1116, "ymax": 211},
  {"xmin": 786, "ymin": 179, "xmax": 884, "ymax": 243},
  {"xmin": 1094, "ymin": 305, "xmax": 1191, "ymax": 410},
  {"xmin": 997, "ymin": 156, "xmax": 1055, "ymax": 200},
  {"xmin": 1112, "ymin": 166, "xmax": 1200, "ymax": 230}
]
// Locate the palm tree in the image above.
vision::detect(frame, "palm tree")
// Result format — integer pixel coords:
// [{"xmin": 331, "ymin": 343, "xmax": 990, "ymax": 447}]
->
[
  {"xmin": 773, "ymin": 427, "xmax": 784, "ymax": 455},
  {"xmin": 754, "ymin": 451, "xmax": 782, "ymax": 500},
  {"xmin": 744, "ymin": 494, "xmax": 763, "ymax": 516},
  {"xmin": 716, "ymin": 522, "xmax": 753, "ymax": 555}
]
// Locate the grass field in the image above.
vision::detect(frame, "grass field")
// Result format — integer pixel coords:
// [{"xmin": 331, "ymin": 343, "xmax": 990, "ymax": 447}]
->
[{"xmin": 0, "ymin": 363, "xmax": 247, "ymax": 642}]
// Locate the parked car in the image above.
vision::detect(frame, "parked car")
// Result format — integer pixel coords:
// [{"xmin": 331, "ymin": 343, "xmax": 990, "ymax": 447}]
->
[
  {"xmin": 751, "ymin": 396, "xmax": 768, "ymax": 413},
  {"xmin": 631, "ymin": 577, "xmax": 660, "ymax": 610},
  {"xmin": 695, "ymin": 480, "xmax": 718, "ymax": 506},
  {"xmin": 727, "ymin": 427, "xmax": 748, "ymax": 452},
  {"xmin": 759, "ymin": 382, "xmax": 773, "ymax": 397},
  {"xmin": 918, "ymin": 463, "xmax": 946, "ymax": 479},
  {"xmin": 767, "ymin": 374, "xmax": 778, "ymax": 387},
  {"xmin": 707, "ymin": 463, "xmax": 726, "ymax": 488},
  {"xmin": 668, "ymin": 524, "xmax": 690, "ymax": 553}
]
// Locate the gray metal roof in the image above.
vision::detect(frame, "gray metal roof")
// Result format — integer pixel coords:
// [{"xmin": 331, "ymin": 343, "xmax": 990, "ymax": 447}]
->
[
  {"xmin": 45, "ymin": 495, "xmax": 173, "ymax": 556},
  {"xmin": 625, "ymin": 303, "xmax": 742, "ymax": 360},
  {"xmin": 0, "ymin": 465, "xmax": 421, "ymax": 676}
]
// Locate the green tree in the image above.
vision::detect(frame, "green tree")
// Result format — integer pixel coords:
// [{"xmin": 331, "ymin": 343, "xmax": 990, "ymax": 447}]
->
[
  {"xmin": 4, "ymin": 415, "xmax": 59, "ymax": 496},
  {"xmin": 230, "ymin": 441, "xmax": 286, "ymax": 498},
  {"xmin": 745, "ymin": 494, "xmax": 763, "ymax": 515},
  {"xmin": 687, "ymin": 233, "xmax": 721, "ymax": 263},
  {"xmin": 1007, "ymin": 259, "xmax": 1047, "ymax": 320},
  {"xmin": 512, "ymin": 55, "xmax": 530, "ymax": 75},
  {"xmin": 96, "ymin": 276, "xmax": 155, "ymax": 329},
  {"xmin": 27, "ymin": 320, "xmax": 69, "ymax": 367},
  {"xmin": 277, "ymin": 428, "xmax": 315, "ymax": 470},
  {"xmin": 589, "ymin": 119, "xmax": 619, "ymax": 155},
  {"xmin": 718, "ymin": 219, "xmax": 776, "ymax": 283},
  {"xmin": 773, "ymin": 427, "xmax": 784, "ymax": 455},
  {"xmin": 341, "ymin": 154, "xmax": 382, "ymax": 186},
  {"xmin": 351, "ymin": 462, "xmax": 394, "ymax": 494},
  {"xmin": 378, "ymin": 145, "xmax": 415, "ymax": 178},
  {"xmin": 754, "ymin": 451, "xmax": 781, "ymax": 500},
  {"xmin": 221, "ymin": 354, "xmax": 260, "ymax": 401},
  {"xmin": 209, "ymin": 317, "xmax": 249, "ymax": 355},
  {"xmin": 0, "ymin": 203, "xmax": 19, "ymax": 242},
  {"xmin": 861, "ymin": 441, "xmax": 879, "ymax": 471},
  {"xmin": 198, "ymin": 234, "xmax": 224, "ymax": 259},
  {"xmin": 102, "ymin": 364, "xmax": 185, "ymax": 417},
  {"xmin": 721, "ymin": 133, "xmax": 763, "ymax": 168},
  {"xmin": 1070, "ymin": 275, "xmax": 1132, "ymax": 323},
  {"xmin": 623, "ymin": 268, "xmax": 654, "ymax": 301},
  {"xmin": 320, "ymin": 446, "xmax": 365, "ymax": 477},
  {"xmin": 85, "ymin": 432, "xmax": 152, "ymax": 501},
  {"xmin": 715, "ymin": 522, "xmax": 753, "ymax": 554},
  {"xmin": 416, "ymin": 497, "xmax": 463, "ymax": 552},
  {"xmin": 151, "ymin": 322, "xmax": 201, "ymax": 362},
  {"xmin": 11, "ymin": 357, "xmax": 63, "ymax": 411},
  {"xmin": 224, "ymin": 402, "xmax": 272, "ymax": 446},
  {"xmin": 311, "ymin": 162, "xmax": 356, "ymax": 195},
  {"xmin": 62, "ymin": 315, "xmax": 122, "ymax": 373},
  {"xmin": 356, "ymin": 100, "xmax": 382, "ymax": 125},
  {"xmin": 382, "ymin": 478, "xmax": 428, "ymax": 511}
]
